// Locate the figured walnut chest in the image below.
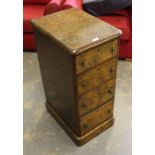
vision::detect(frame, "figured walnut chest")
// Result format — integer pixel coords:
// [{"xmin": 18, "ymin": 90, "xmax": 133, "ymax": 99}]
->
[{"xmin": 31, "ymin": 8, "xmax": 122, "ymax": 146}]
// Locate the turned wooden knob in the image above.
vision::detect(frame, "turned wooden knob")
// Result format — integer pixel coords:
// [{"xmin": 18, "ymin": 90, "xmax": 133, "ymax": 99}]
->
[
  {"xmin": 110, "ymin": 47, "xmax": 115, "ymax": 53},
  {"xmin": 82, "ymin": 81, "xmax": 86, "ymax": 87},
  {"xmin": 107, "ymin": 109, "xmax": 112, "ymax": 114},
  {"xmin": 107, "ymin": 109, "xmax": 113, "ymax": 114},
  {"xmin": 80, "ymin": 61, "xmax": 85, "ymax": 66},
  {"xmin": 81, "ymin": 102, "xmax": 86, "ymax": 108},
  {"xmin": 97, "ymin": 48, "xmax": 100, "ymax": 52},
  {"xmin": 108, "ymin": 89, "xmax": 113, "ymax": 95},
  {"xmin": 83, "ymin": 123, "xmax": 89, "ymax": 129},
  {"xmin": 109, "ymin": 68, "xmax": 113, "ymax": 73}
]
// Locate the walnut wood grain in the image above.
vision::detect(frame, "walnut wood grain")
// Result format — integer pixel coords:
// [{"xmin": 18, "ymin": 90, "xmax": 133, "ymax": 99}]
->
[
  {"xmin": 31, "ymin": 8, "xmax": 122, "ymax": 54},
  {"xmin": 78, "ymin": 79, "xmax": 115, "ymax": 116},
  {"xmin": 77, "ymin": 58, "xmax": 117, "ymax": 95},
  {"xmin": 80, "ymin": 99, "xmax": 114, "ymax": 135},
  {"xmin": 33, "ymin": 29, "xmax": 80, "ymax": 135},
  {"xmin": 76, "ymin": 39, "xmax": 118, "ymax": 74}
]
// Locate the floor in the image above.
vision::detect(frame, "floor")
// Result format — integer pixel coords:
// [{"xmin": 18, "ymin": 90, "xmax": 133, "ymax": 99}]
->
[{"xmin": 23, "ymin": 52, "xmax": 132, "ymax": 155}]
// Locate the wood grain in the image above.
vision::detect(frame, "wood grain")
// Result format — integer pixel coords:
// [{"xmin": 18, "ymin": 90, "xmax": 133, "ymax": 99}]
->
[
  {"xmin": 76, "ymin": 39, "xmax": 118, "ymax": 74},
  {"xmin": 80, "ymin": 99, "xmax": 114, "ymax": 135},
  {"xmin": 33, "ymin": 29, "xmax": 80, "ymax": 135},
  {"xmin": 77, "ymin": 58, "xmax": 117, "ymax": 95},
  {"xmin": 31, "ymin": 8, "xmax": 122, "ymax": 54},
  {"xmin": 78, "ymin": 79, "xmax": 115, "ymax": 116}
]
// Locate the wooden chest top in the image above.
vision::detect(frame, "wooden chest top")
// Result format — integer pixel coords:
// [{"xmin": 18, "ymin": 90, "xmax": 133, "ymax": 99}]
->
[{"xmin": 31, "ymin": 8, "xmax": 122, "ymax": 54}]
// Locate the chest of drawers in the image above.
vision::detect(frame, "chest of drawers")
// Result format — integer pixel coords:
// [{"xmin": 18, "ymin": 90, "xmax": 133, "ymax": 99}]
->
[{"xmin": 31, "ymin": 8, "xmax": 122, "ymax": 146}]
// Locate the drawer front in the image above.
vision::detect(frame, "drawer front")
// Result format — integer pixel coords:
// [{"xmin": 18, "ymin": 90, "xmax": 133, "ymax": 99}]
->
[
  {"xmin": 76, "ymin": 39, "xmax": 118, "ymax": 74},
  {"xmin": 78, "ymin": 58, "xmax": 117, "ymax": 95},
  {"xmin": 80, "ymin": 99, "xmax": 114, "ymax": 135},
  {"xmin": 78, "ymin": 79, "xmax": 115, "ymax": 116}
]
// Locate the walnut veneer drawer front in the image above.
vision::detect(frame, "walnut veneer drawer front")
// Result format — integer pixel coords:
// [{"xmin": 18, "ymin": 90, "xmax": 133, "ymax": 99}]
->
[
  {"xmin": 80, "ymin": 99, "xmax": 114, "ymax": 135},
  {"xmin": 76, "ymin": 39, "xmax": 118, "ymax": 74},
  {"xmin": 78, "ymin": 58, "xmax": 117, "ymax": 95},
  {"xmin": 78, "ymin": 79, "xmax": 115, "ymax": 116}
]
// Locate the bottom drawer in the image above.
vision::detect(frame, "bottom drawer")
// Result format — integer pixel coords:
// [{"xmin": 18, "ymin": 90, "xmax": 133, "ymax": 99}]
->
[{"xmin": 80, "ymin": 99, "xmax": 114, "ymax": 135}]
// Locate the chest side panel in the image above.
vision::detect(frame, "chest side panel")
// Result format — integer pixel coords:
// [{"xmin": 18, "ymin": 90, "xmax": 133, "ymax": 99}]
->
[{"xmin": 33, "ymin": 29, "xmax": 79, "ymax": 134}]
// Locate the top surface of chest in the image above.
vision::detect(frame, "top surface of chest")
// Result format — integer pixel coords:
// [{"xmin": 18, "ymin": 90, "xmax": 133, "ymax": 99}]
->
[{"xmin": 31, "ymin": 8, "xmax": 121, "ymax": 54}]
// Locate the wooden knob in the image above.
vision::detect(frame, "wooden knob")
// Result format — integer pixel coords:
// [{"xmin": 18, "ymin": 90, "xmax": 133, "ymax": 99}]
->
[
  {"xmin": 109, "ymin": 68, "xmax": 113, "ymax": 73},
  {"xmin": 80, "ymin": 61, "xmax": 85, "ymax": 66},
  {"xmin": 81, "ymin": 102, "xmax": 86, "ymax": 108},
  {"xmin": 107, "ymin": 109, "xmax": 112, "ymax": 114},
  {"xmin": 82, "ymin": 81, "xmax": 86, "ymax": 87},
  {"xmin": 108, "ymin": 89, "xmax": 113, "ymax": 95},
  {"xmin": 83, "ymin": 123, "xmax": 89, "ymax": 129},
  {"xmin": 97, "ymin": 48, "xmax": 100, "ymax": 52},
  {"xmin": 111, "ymin": 47, "xmax": 115, "ymax": 53}
]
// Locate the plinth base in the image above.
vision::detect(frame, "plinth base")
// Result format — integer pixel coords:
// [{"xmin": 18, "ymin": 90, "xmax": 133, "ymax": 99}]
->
[{"xmin": 46, "ymin": 102, "xmax": 114, "ymax": 146}]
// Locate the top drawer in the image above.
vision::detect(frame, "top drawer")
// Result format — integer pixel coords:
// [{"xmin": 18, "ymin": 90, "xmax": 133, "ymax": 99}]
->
[{"xmin": 76, "ymin": 39, "xmax": 118, "ymax": 74}]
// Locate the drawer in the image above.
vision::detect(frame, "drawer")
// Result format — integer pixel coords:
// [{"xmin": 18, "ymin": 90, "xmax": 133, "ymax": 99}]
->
[
  {"xmin": 78, "ymin": 79, "xmax": 115, "ymax": 116},
  {"xmin": 80, "ymin": 99, "xmax": 114, "ymax": 135},
  {"xmin": 78, "ymin": 58, "xmax": 117, "ymax": 95},
  {"xmin": 76, "ymin": 39, "xmax": 118, "ymax": 74}
]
